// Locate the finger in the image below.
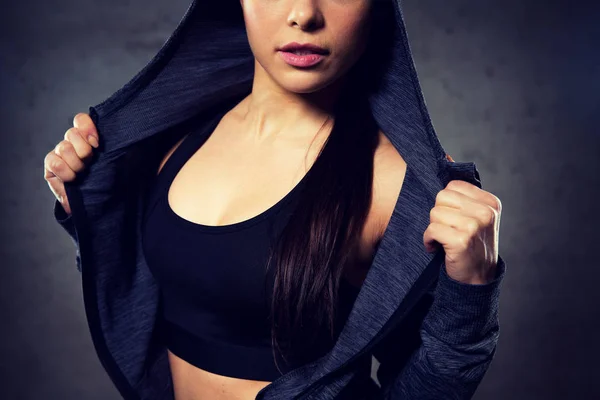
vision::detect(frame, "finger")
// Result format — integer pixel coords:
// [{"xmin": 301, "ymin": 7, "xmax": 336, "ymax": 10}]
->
[
  {"xmin": 435, "ymin": 185, "xmax": 490, "ymax": 213},
  {"xmin": 430, "ymin": 205, "xmax": 482, "ymax": 235},
  {"xmin": 64, "ymin": 127, "xmax": 94, "ymax": 162},
  {"xmin": 44, "ymin": 151, "xmax": 76, "ymax": 183},
  {"xmin": 423, "ymin": 221, "xmax": 457, "ymax": 253},
  {"xmin": 73, "ymin": 112, "xmax": 99, "ymax": 148},
  {"xmin": 44, "ymin": 153, "xmax": 73, "ymax": 215},
  {"xmin": 54, "ymin": 140, "xmax": 86, "ymax": 174},
  {"xmin": 46, "ymin": 178, "xmax": 70, "ymax": 214},
  {"xmin": 44, "ymin": 157, "xmax": 70, "ymax": 212},
  {"xmin": 435, "ymin": 188, "xmax": 499, "ymax": 229},
  {"xmin": 445, "ymin": 180, "xmax": 500, "ymax": 211}
]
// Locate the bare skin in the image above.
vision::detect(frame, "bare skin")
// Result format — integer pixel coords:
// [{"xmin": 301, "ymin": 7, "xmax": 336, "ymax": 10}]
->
[{"xmin": 158, "ymin": 96, "xmax": 406, "ymax": 399}]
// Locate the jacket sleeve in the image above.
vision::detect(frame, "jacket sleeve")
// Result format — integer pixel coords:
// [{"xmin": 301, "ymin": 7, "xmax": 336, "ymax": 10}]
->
[
  {"xmin": 53, "ymin": 198, "xmax": 82, "ymax": 272},
  {"xmin": 376, "ymin": 255, "xmax": 507, "ymax": 400}
]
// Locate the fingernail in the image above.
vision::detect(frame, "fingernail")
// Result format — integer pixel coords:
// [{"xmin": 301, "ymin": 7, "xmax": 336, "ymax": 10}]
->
[{"xmin": 88, "ymin": 135, "xmax": 99, "ymax": 148}]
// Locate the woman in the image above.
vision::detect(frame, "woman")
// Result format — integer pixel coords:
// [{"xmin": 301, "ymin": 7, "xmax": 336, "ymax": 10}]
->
[{"xmin": 44, "ymin": 0, "xmax": 506, "ymax": 399}]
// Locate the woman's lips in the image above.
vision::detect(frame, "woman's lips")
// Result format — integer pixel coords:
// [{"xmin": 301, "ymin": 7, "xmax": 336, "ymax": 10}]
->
[{"xmin": 278, "ymin": 51, "xmax": 326, "ymax": 67}]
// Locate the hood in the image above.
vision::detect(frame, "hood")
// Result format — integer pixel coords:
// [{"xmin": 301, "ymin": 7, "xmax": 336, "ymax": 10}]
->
[{"xmin": 65, "ymin": 0, "xmax": 484, "ymax": 399}]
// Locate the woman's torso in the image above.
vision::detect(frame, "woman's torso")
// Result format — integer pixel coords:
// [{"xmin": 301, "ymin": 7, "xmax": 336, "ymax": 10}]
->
[{"xmin": 141, "ymin": 104, "xmax": 406, "ymax": 400}]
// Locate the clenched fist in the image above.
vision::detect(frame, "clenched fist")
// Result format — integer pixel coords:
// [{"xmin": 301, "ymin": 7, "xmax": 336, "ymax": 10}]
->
[
  {"xmin": 44, "ymin": 113, "xmax": 99, "ymax": 216},
  {"xmin": 423, "ymin": 179, "xmax": 502, "ymax": 285}
]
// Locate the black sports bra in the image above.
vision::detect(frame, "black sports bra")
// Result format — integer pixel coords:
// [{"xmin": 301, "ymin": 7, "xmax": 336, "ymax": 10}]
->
[{"xmin": 141, "ymin": 111, "xmax": 360, "ymax": 381}]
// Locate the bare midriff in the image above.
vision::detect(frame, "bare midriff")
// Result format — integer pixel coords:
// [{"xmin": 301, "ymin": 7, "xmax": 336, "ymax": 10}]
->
[{"xmin": 168, "ymin": 350, "xmax": 272, "ymax": 400}]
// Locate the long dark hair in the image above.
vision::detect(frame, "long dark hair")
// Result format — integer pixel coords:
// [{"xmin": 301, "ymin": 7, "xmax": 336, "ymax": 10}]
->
[{"xmin": 264, "ymin": 56, "xmax": 382, "ymax": 371}]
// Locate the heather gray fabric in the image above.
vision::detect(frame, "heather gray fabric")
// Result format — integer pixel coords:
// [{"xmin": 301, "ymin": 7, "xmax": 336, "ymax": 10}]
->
[{"xmin": 52, "ymin": 0, "xmax": 507, "ymax": 398}]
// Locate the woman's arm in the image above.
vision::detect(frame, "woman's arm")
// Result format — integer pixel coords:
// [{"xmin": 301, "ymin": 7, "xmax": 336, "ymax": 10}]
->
[{"xmin": 376, "ymin": 254, "xmax": 506, "ymax": 399}]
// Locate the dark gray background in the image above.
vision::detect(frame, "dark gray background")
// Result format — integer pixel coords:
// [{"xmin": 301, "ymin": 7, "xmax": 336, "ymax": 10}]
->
[{"xmin": 1, "ymin": 0, "xmax": 599, "ymax": 399}]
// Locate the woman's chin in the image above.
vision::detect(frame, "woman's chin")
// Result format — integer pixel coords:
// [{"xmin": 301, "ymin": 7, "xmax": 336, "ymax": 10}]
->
[{"xmin": 276, "ymin": 76, "xmax": 340, "ymax": 95}]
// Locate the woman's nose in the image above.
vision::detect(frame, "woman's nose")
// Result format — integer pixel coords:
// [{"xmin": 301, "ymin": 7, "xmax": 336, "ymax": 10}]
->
[{"xmin": 286, "ymin": 0, "xmax": 324, "ymax": 30}]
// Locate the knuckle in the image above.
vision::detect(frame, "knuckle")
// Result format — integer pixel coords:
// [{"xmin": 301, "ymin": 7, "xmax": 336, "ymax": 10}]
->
[
  {"xmin": 44, "ymin": 151, "xmax": 54, "ymax": 165},
  {"xmin": 482, "ymin": 207, "xmax": 496, "ymax": 225},
  {"xmin": 64, "ymin": 127, "xmax": 79, "ymax": 142},
  {"xmin": 429, "ymin": 206, "xmax": 438, "ymax": 220},
  {"xmin": 435, "ymin": 190, "xmax": 445, "ymax": 204},
  {"xmin": 50, "ymin": 157, "xmax": 63, "ymax": 172},
  {"xmin": 65, "ymin": 130, "xmax": 93, "ymax": 160},
  {"xmin": 55, "ymin": 140, "xmax": 71, "ymax": 156},
  {"xmin": 492, "ymin": 195, "xmax": 502, "ymax": 213},
  {"xmin": 446, "ymin": 179, "xmax": 459, "ymax": 189},
  {"xmin": 467, "ymin": 218, "xmax": 480, "ymax": 234},
  {"xmin": 73, "ymin": 112, "xmax": 89, "ymax": 126}
]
